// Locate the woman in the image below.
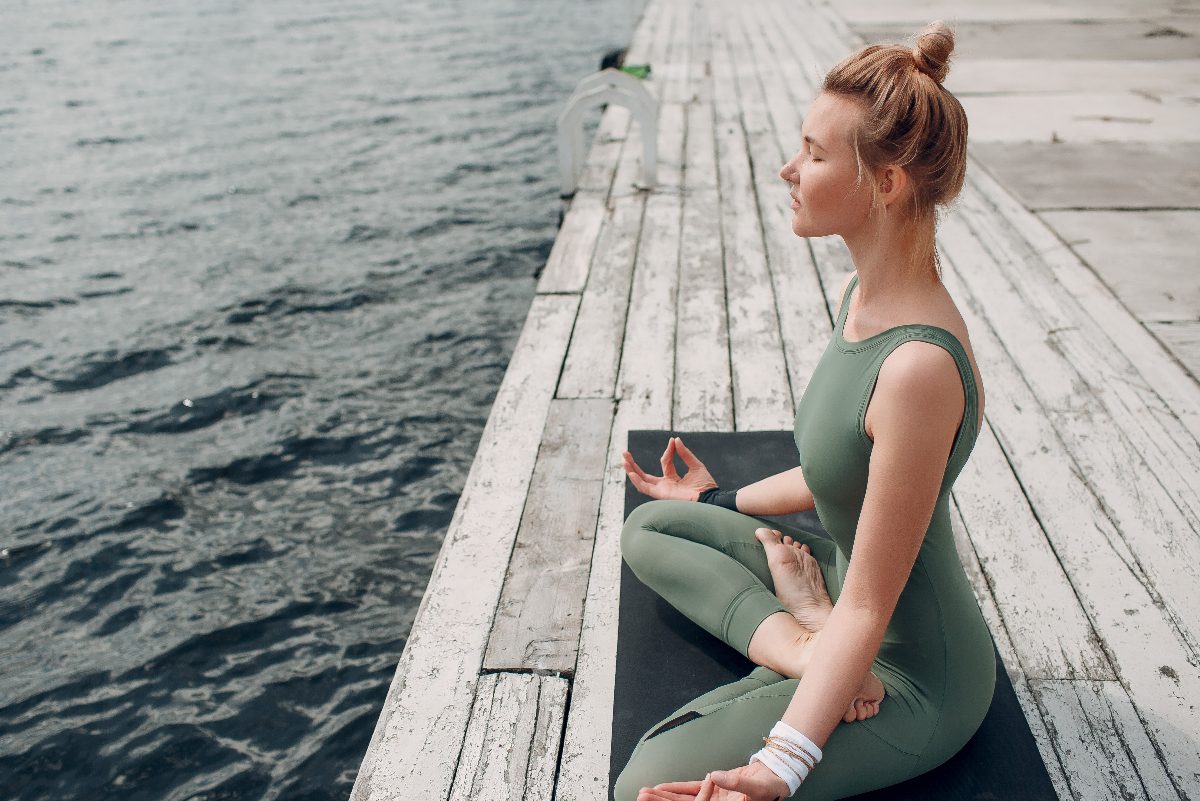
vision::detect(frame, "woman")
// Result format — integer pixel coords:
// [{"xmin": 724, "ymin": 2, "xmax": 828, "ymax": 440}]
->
[{"xmin": 613, "ymin": 20, "xmax": 994, "ymax": 801}]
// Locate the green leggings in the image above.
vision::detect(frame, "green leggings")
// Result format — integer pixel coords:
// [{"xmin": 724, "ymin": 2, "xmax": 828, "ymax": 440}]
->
[{"xmin": 614, "ymin": 499, "xmax": 950, "ymax": 801}]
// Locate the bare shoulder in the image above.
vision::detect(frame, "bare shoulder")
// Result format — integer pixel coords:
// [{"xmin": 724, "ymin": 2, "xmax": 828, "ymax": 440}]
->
[{"xmin": 866, "ymin": 341, "xmax": 964, "ymax": 445}]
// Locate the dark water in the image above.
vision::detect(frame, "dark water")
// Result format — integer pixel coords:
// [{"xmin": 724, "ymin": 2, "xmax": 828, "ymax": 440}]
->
[{"xmin": 0, "ymin": 1, "xmax": 644, "ymax": 798}]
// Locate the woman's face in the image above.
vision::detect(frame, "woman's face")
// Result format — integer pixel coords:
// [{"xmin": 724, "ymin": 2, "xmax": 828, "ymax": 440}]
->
[{"xmin": 778, "ymin": 92, "xmax": 875, "ymax": 239}]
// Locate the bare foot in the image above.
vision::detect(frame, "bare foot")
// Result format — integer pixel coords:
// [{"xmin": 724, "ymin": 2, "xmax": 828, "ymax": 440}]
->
[
  {"xmin": 754, "ymin": 527, "xmax": 834, "ymax": 631},
  {"xmin": 754, "ymin": 527, "xmax": 885, "ymax": 722}
]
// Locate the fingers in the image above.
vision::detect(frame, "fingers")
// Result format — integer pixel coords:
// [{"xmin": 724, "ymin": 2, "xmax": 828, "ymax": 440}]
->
[
  {"xmin": 651, "ymin": 781, "xmax": 705, "ymax": 793},
  {"xmin": 638, "ymin": 790, "xmax": 694, "ymax": 801},
  {"xmin": 623, "ymin": 451, "xmax": 662, "ymax": 485},
  {"xmin": 660, "ymin": 438, "xmax": 680, "ymax": 480},
  {"xmin": 673, "ymin": 436, "xmax": 700, "ymax": 465}
]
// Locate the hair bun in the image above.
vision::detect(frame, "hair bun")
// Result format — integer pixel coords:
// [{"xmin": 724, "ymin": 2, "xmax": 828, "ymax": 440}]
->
[{"xmin": 912, "ymin": 20, "xmax": 954, "ymax": 84}]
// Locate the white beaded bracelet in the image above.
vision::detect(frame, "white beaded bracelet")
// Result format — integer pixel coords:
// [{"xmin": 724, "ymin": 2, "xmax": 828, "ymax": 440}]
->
[{"xmin": 749, "ymin": 720, "xmax": 823, "ymax": 796}]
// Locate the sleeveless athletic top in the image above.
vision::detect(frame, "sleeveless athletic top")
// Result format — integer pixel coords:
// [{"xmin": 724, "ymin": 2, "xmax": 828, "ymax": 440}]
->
[{"xmin": 793, "ymin": 272, "xmax": 996, "ymax": 767}]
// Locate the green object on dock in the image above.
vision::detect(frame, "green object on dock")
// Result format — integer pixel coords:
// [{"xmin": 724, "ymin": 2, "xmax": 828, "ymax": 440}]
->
[{"xmin": 620, "ymin": 64, "xmax": 651, "ymax": 80}]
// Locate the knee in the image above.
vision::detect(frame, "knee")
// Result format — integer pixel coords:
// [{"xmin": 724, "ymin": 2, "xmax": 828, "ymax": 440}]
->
[
  {"xmin": 620, "ymin": 499, "xmax": 674, "ymax": 567},
  {"xmin": 612, "ymin": 745, "xmax": 660, "ymax": 801}
]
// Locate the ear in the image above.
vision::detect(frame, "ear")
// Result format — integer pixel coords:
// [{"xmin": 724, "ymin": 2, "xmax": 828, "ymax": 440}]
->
[{"xmin": 876, "ymin": 164, "xmax": 910, "ymax": 209}]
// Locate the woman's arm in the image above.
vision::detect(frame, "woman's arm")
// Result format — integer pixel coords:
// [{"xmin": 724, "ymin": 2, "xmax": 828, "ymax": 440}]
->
[
  {"xmin": 778, "ymin": 339, "xmax": 965, "ymax": 749},
  {"xmin": 732, "ymin": 465, "xmax": 816, "ymax": 516}
]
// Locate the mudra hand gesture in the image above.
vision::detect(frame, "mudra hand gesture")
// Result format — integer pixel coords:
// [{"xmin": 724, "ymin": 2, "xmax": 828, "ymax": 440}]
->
[
  {"xmin": 638, "ymin": 762, "xmax": 792, "ymax": 801},
  {"xmin": 622, "ymin": 436, "xmax": 718, "ymax": 501}
]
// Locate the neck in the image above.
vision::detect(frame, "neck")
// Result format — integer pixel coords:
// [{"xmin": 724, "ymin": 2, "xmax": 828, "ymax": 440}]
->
[{"xmin": 841, "ymin": 211, "xmax": 939, "ymax": 308}]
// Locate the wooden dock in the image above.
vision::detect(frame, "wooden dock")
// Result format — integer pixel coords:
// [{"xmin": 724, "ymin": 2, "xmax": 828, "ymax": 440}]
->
[{"xmin": 350, "ymin": 1, "xmax": 1200, "ymax": 799}]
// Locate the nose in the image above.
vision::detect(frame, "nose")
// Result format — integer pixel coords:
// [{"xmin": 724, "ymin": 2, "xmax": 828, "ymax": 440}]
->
[{"xmin": 779, "ymin": 153, "xmax": 799, "ymax": 182}]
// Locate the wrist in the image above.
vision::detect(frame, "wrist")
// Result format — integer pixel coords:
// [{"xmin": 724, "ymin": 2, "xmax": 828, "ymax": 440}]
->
[
  {"xmin": 696, "ymin": 486, "xmax": 738, "ymax": 510},
  {"xmin": 749, "ymin": 721, "xmax": 823, "ymax": 795}
]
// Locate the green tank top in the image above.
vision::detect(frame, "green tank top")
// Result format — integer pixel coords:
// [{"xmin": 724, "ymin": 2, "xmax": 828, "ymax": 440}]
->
[{"xmin": 794, "ymin": 272, "xmax": 994, "ymax": 763}]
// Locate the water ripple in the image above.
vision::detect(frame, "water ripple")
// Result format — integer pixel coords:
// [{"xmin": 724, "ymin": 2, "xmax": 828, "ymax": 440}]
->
[{"xmin": 0, "ymin": 0, "xmax": 643, "ymax": 798}]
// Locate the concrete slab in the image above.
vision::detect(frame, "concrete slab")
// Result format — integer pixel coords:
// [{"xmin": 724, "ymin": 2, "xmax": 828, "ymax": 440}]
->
[
  {"xmin": 1146, "ymin": 320, "xmax": 1200, "ymax": 381},
  {"xmin": 970, "ymin": 142, "xmax": 1200, "ymax": 209},
  {"xmin": 833, "ymin": 0, "xmax": 1197, "ymax": 25},
  {"xmin": 959, "ymin": 92, "xmax": 1199, "ymax": 143},
  {"xmin": 945, "ymin": 59, "xmax": 1200, "ymax": 97},
  {"xmin": 850, "ymin": 20, "xmax": 1200, "ymax": 60},
  {"xmin": 1037, "ymin": 209, "xmax": 1200, "ymax": 322}
]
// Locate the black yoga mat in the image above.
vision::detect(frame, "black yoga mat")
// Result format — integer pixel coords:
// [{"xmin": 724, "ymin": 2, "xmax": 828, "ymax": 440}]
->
[{"xmin": 610, "ymin": 429, "xmax": 1059, "ymax": 800}]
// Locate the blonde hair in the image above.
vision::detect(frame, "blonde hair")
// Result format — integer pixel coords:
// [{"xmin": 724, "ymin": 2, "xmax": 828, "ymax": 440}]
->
[{"xmin": 821, "ymin": 20, "xmax": 968, "ymax": 276}]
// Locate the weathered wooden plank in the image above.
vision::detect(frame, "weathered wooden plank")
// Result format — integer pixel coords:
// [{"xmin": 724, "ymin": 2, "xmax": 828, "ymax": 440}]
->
[
  {"xmin": 674, "ymin": 99, "xmax": 734, "ymax": 431},
  {"xmin": 349, "ymin": 293, "xmax": 580, "ymax": 801},
  {"xmin": 527, "ymin": 675, "xmax": 570, "ymax": 801},
  {"xmin": 449, "ymin": 672, "xmax": 499, "ymax": 801},
  {"xmin": 714, "ymin": 7, "xmax": 795, "ymax": 431},
  {"xmin": 557, "ymin": 0, "xmax": 665, "ymax": 398},
  {"xmin": 556, "ymin": 197, "xmax": 645, "ymax": 399},
  {"xmin": 960, "ymin": 92, "xmax": 1199, "ymax": 144},
  {"xmin": 970, "ymin": 141, "xmax": 1200, "ymax": 210},
  {"xmin": 947, "ymin": 497, "xmax": 1074, "ymax": 801},
  {"xmin": 557, "ymin": 10, "xmax": 688, "ymax": 791},
  {"xmin": 574, "ymin": 106, "xmax": 633, "ymax": 197},
  {"xmin": 954, "ymin": 419, "xmax": 1113, "ymax": 681},
  {"xmin": 731, "ymin": 1, "xmax": 841, "ymax": 398},
  {"xmin": 947, "ymin": 59, "xmax": 1200, "ymax": 99},
  {"xmin": 941, "ymin": 204, "xmax": 1200, "ymax": 656},
  {"xmin": 448, "ymin": 671, "xmax": 547, "ymax": 796},
  {"xmin": 1146, "ymin": 319, "xmax": 1200, "ymax": 383},
  {"xmin": 617, "ymin": 104, "xmax": 686, "ymax": 412},
  {"xmin": 962, "ymin": 163, "xmax": 1200, "ymax": 450},
  {"xmin": 936, "ymin": 234, "xmax": 1200, "ymax": 799},
  {"xmin": 1031, "ymin": 678, "xmax": 1182, "ymax": 801},
  {"xmin": 537, "ymin": 193, "xmax": 607, "ymax": 294},
  {"xmin": 483, "ymin": 398, "xmax": 612, "ymax": 673},
  {"xmin": 659, "ymin": 0, "xmax": 695, "ymax": 105}
]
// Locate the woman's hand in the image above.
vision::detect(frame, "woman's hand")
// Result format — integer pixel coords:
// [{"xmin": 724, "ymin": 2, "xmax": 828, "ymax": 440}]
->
[
  {"xmin": 622, "ymin": 436, "xmax": 718, "ymax": 501},
  {"xmin": 636, "ymin": 762, "xmax": 793, "ymax": 801}
]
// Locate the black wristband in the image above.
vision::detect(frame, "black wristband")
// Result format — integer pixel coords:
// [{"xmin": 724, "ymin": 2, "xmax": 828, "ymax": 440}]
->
[{"xmin": 697, "ymin": 486, "xmax": 739, "ymax": 511}]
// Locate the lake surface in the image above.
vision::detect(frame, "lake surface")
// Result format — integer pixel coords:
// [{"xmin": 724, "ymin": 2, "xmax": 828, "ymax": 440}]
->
[{"xmin": 0, "ymin": 0, "xmax": 644, "ymax": 797}]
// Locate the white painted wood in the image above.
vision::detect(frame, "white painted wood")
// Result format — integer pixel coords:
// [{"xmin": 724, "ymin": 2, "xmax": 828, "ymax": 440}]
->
[
  {"xmin": 946, "ymin": 58, "xmax": 1200, "ymax": 97},
  {"xmin": 712, "ymin": 10, "xmax": 795, "ymax": 432},
  {"xmin": 537, "ymin": 193, "xmax": 607, "ymax": 294},
  {"xmin": 947, "ymin": 497, "xmax": 1074, "ymax": 801},
  {"xmin": 1147, "ymin": 320, "xmax": 1200, "ymax": 384},
  {"xmin": 349, "ymin": 294, "xmax": 580, "ymax": 801},
  {"xmin": 558, "ymin": 0, "xmax": 666, "ymax": 398},
  {"xmin": 553, "ymin": 436, "xmax": 628, "ymax": 801},
  {"xmin": 940, "ymin": 205, "xmax": 1200, "ymax": 656},
  {"xmin": 954, "ymin": 420, "xmax": 1113, "ymax": 681},
  {"xmin": 574, "ymin": 106, "xmax": 633, "ymax": 196},
  {"xmin": 959, "ymin": 92, "xmax": 1200, "ymax": 144},
  {"xmin": 659, "ymin": 0, "xmax": 695, "ymax": 106},
  {"xmin": 936, "ymin": 235, "xmax": 1200, "ymax": 799},
  {"xmin": 962, "ymin": 162, "xmax": 1200, "ymax": 449},
  {"xmin": 527, "ymin": 676, "xmax": 570, "ymax": 801},
  {"xmin": 557, "ymin": 198, "xmax": 644, "ymax": 399},
  {"xmin": 733, "ymin": 1, "xmax": 845, "ymax": 396},
  {"xmin": 484, "ymin": 398, "xmax": 612, "ymax": 673},
  {"xmin": 449, "ymin": 672, "xmax": 544, "ymax": 801},
  {"xmin": 558, "ymin": 11, "xmax": 687, "ymax": 793},
  {"xmin": 556, "ymin": 202, "xmax": 684, "ymax": 801},
  {"xmin": 830, "ymin": 0, "xmax": 1193, "ymax": 24},
  {"xmin": 1031, "ymin": 678, "xmax": 1182, "ymax": 801},
  {"xmin": 617, "ymin": 105, "xmax": 685, "ymax": 413},
  {"xmin": 449, "ymin": 672, "xmax": 499, "ymax": 801},
  {"xmin": 674, "ymin": 100, "xmax": 735, "ymax": 431}
]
